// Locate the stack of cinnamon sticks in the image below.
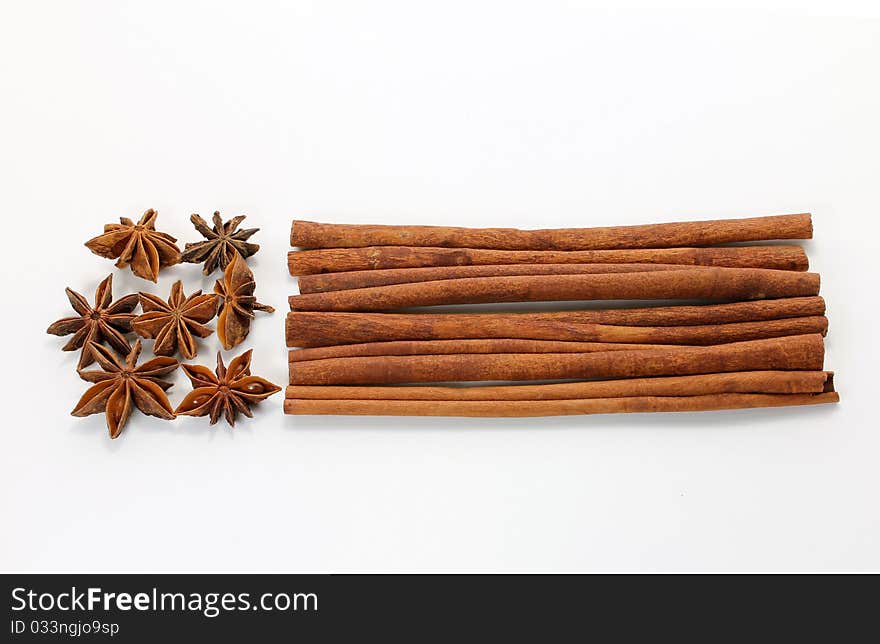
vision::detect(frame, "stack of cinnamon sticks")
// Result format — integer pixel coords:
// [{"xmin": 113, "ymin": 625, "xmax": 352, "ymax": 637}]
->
[{"xmin": 285, "ymin": 213, "xmax": 838, "ymax": 417}]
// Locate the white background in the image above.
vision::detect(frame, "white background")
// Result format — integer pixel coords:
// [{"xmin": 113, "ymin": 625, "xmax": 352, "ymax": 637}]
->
[{"xmin": 1, "ymin": 1, "xmax": 878, "ymax": 572}]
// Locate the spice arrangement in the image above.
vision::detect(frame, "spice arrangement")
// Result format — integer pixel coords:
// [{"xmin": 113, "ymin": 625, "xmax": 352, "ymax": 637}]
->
[
  {"xmin": 285, "ymin": 213, "xmax": 839, "ymax": 417},
  {"xmin": 48, "ymin": 209, "xmax": 279, "ymax": 438}
]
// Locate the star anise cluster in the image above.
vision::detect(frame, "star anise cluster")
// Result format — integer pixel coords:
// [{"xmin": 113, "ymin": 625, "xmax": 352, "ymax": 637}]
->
[{"xmin": 49, "ymin": 208, "xmax": 276, "ymax": 439}]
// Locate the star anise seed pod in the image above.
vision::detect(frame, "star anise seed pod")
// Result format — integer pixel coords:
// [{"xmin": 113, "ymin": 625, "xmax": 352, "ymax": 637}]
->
[
  {"xmin": 214, "ymin": 252, "xmax": 274, "ymax": 350},
  {"xmin": 47, "ymin": 274, "xmax": 139, "ymax": 369},
  {"xmin": 72, "ymin": 340, "xmax": 178, "ymax": 439},
  {"xmin": 85, "ymin": 208, "xmax": 181, "ymax": 282},
  {"xmin": 175, "ymin": 350, "xmax": 280, "ymax": 426},
  {"xmin": 132, "ymin": 280, "xmax": 220, "ymax": 360},
  {"xmin": 180, "ymin": 211, "xmax": 260, "ymax": 275}
]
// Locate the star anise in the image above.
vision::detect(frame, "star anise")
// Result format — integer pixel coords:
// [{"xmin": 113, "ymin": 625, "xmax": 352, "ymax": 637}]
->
[
  {"xmin": 72, "ymin": 341, "xmax": 178, "ymax": 439},
  {"xmin": 47, "ymin": 274, "xmax": 139, "ymax": 369},
  {"xmin": 214, "ymin": 252, "xmax": 274, "ymax": 350},
  {"xmin": 175, "ymin": 350, "xmax": 280, "ymax": 426},
  {"xmin": 85, "ymin": 208, "xmax": 181, "ymax": 282},
  {"xmin": 180, "ymin": 211, "xmax": 260, "ymax": 275},
  {"xmin": 131, "ymin": 280, "xmax": 219, "ymax": 359}
]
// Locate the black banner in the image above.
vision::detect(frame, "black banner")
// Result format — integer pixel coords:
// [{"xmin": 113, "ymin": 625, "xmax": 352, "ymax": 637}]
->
[{"xmin": 2, "ymin": 573, "xmax": 872, "ymax": 641}]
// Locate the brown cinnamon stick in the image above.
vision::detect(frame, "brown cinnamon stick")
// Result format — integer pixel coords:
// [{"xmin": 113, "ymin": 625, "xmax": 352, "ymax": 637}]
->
[
  {"xmin": 286, "ymin": 370, "xmax": 834, "ymax": 400},
  {"xmin": 289, "ymin": 339, "xmax": 671, "ymax": 362},
  {"xmin": 288, "ymin": 268, "xmax": 820, "ymax": 312},
  {"xmin": 288, "ymin": 334, "xmax": 825, "ymax": 385},
  {"xmin": 284, "ymin": 392, "xmax": 838, "ymax": 416},
  {"xmin": 286, "ymin": 297, "xmax": 826, "ymax": 347},
  {"xmin": 287, "ymin": 245, "xmax": 809, "ymax": 275},
  {"xmin": 288, "ymin": 316, "xmax": 826, "ymax": 357},
  {"xmin": 291, "ymin": 213, "xmax": 812, "ymax": 251},
  {"xmin": 287, "ymin": 316, "xmax": 826, "ymax": 348},
  {"xmin": 297, "ymin": 262, "xmax": 714, "ymax": 294}
]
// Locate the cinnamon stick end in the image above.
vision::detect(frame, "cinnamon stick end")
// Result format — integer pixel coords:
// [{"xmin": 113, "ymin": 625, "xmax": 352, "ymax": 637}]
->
[
  {"xmin": 804, "ymin": 212, "xmax": 814, "ymax": 239},
  {"xmin": 823, "ymin": 371, "xmax": 835, "ymax": 393},
  {"xmin": 291, "ymin": 220, "xmax": 312, "ymax": 249}
]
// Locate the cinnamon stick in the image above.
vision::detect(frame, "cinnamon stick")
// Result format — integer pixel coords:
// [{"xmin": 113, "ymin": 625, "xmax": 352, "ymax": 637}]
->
[
  {"xmin": 289, "ymin": 339, "xmax": 671, "ymax": 362},
  {"xmin": 287, "ymin": 316, "xmax": 826, "ymax": 349},
  {"xmin": 284, "ymin": 392, "xmax": 839, "ymax": 416},
  {"xmin": 286, "ymin": 297, "xmax": 826, "ymax": 347},
  {"xmin": 287, "ymin": 245, "xmax": 809, "ymax": 275},
  {"xmin": 288, "ymin": 334, "xmax": 825, "ymax": 385},
  {"xmin": 288, "ymin": 268, "xmax": 820, "ymax": 312},
  {"xmin": 286, "ymin": 370, "xmax": 834, "ymax": 400},
  {"xmin": 288, "ymin": 316, "xmax": 826, "ymax": 358},
  {"xmin": 297, "ymin": 262, "xmax": 714, "ymax": 294},
  {"xmin": 291, "ymin": 213, "xmax": 812, "ymax": 251}
]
